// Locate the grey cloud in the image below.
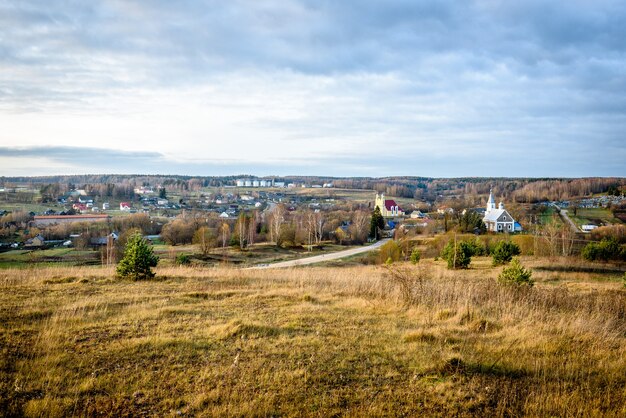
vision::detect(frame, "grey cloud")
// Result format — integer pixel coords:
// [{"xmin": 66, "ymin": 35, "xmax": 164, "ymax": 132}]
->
[
  {"xmin": 0, "ymin": 146, "xmax": 163, "ymax": 163},
  {"xmin": 1, "ymin": 1, "xmax": 625, "ymax": 177}
]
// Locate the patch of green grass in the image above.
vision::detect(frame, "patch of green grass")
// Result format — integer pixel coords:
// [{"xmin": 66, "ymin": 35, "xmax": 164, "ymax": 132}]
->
[
  {"xmin": 571, "ymin": 208, "xmax": 621, "ymax": 226},
  {"xmin": 538, "ymin": 207, "xmax": 563, "ymax": 226}
]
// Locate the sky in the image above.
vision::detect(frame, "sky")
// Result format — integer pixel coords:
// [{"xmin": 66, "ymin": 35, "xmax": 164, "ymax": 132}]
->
[{"xmin": 0, "ymin": 0, "xmax": 625, "ymax": 178}]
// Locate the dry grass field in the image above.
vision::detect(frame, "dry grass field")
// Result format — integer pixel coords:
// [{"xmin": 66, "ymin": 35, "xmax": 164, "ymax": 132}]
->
[{"xmin": 1, "ymin": 259, "xmax": 625, "ymax": 417}]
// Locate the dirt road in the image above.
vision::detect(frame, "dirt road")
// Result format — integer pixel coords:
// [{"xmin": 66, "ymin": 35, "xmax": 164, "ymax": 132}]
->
[
  {"xmin": 554, "ymin": 204, "xmax": 581, "ymax": 233},
  {"xmin": 249, "ymin": 239, "xmax": 391, "ymax": 269}
]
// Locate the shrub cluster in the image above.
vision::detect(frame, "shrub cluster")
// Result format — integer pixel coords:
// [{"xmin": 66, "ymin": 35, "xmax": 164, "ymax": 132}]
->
[{"xmin": 581, "ymin": 238, "xmax": 626, "ymax": 262}]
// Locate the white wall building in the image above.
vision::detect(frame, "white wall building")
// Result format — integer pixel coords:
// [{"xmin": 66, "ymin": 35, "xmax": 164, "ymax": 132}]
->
[{"xmin": 483, "ymin": 190, "xmax": 517, "ymax": 233}]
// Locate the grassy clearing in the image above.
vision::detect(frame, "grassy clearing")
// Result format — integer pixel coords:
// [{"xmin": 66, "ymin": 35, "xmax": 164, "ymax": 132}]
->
[
  {"xmin": 0, "ymin": 203, "xmax": 56, "ymax": 214},
  {"xmin": 0, "ymin": 261, "xmax": 624, "ymax": 416},
  {"xmin": 571, "ymin": 208, "xmax": 621, "ymax": 227},
  {"xmin": 538, "ymin": 207, "xmax": 564, "ymax": 227},
  {"xmin": 156, "ymin": 243, "xmax": 360, "ymax": 267},
  {"xmin": 0, "ymin": 249, "xmax": 100, "ymax": 269}
]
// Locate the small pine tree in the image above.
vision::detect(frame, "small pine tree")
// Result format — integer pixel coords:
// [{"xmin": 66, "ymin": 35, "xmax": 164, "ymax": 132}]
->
[
  {"xmin": 175, "ymin": 253, "xmax": 191, "ymax": 265},
  {"xmin": 369, "ymin": 206, "xmax": 385, "ymax": 240},
  {"xmin": 410, "ymin": 248, "xmax": 421, "ymax": 264},
  {"xmin": 492, "ymin": 241, "xmax": 521, "ymax": 266},
  {"xmin": 498, "ymin": 258, "xmax": 533, "ymax": 287},
  {"xmin": 116, "ymin": 233, "xmax": 159, "ymax": 280}
]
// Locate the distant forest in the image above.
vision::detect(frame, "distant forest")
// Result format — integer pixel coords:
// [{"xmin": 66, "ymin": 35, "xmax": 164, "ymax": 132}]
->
[{"xmin": 1, "ymin": 175, "xmax": 624, "ymax": 203}]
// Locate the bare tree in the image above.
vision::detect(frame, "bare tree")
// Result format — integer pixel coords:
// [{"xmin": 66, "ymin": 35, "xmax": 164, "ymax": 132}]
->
[
  {"xmin": 560, "ymin": 224, "xmax": 575, "ymax": 256},
  {"xmin": 236, "ymin": 213, "xmax": 248, "ymax": 250},
  {"xmin": 304, "ymin": 211, "xmax": 316, "ymax": 250},
  {"xmin": 350, "ymin": 210, "xmax": 370, "ymax": 244},
  {"xmin": 193, "ymin": 226, "xmax": 216, "ymax": 256},
  {"xmin": 219, "ymin": 222, "xmax": 231, "ymax": 249},
  {"xmin": 269, "ymin": 204, "xmax": 286, "ymax": 245},
  {"xmin": 314, "ymin": 211, "xmax": 325, "ymax": 244},
  {"xmin": 542, "ymin": 217, "xmax": 561, "ymax": 258},
  {"xmin": 247, "ymin": 211, "xmax": 259, "ymax": 246}
]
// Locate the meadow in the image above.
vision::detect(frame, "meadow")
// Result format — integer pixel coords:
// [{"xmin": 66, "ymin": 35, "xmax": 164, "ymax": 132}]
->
[{"xmin": 1, "ymin": 258, "xmax": 624, "ymax": 417}]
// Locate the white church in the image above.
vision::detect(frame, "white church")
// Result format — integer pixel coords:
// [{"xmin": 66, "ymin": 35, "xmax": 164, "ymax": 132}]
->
[{"xmin": 483, "ymin": 190, "xmax": 521, "ymax": 233}]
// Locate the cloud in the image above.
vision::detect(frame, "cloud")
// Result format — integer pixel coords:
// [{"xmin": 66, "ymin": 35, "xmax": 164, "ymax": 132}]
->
[{"xmin": 0, "ymin": 1, "xmax": 625, "ymax": 177}]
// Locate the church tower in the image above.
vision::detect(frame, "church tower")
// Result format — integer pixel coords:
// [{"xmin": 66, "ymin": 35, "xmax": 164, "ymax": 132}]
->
[
  {"xmin": 486, "ymin": 189, "xmax": 496, "ymax": 213},
  {"xmin": 375, "ymin": 193, "xmax": 385, "ymax": 213}
]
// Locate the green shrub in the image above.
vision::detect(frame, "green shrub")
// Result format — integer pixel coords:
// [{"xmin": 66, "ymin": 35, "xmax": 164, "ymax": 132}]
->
[
  {"xmin": 498, "ymin": 258, "xmax": 533, "ymax": 287},
  {"xmin": 441, "ymin": 240, "xmax": 474, "ymax": 269},
  {"xmin": 116, "ymin": 233, "xmax": 159, "ymax": 281},
  {"xmin": 409, "ymin": 248, "xmax": 421, "ymax": 264},
  {"xmin": 175, "ymin": 253, "xmax": 191, "ymax": 265},
  {"xmin": 581, "ymin": 238, "xmax": 625, "ymax": 262},
  {"xmin": 466, "ymin": 238, "xmax": 486, "ymax": 256},
  {"xmin": 492, "ymin": 241, "xmax": 521, "ymax": 266}
]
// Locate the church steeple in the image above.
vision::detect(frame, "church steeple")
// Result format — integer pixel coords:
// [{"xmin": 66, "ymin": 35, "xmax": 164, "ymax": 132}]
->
[{"xmin": 487, "ymin": 189, "xmax": 496, "ymax": 212}]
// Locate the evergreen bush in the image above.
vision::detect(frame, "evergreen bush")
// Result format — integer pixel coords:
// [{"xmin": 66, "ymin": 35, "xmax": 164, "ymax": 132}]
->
[
  {"xmin": 492, "ymin": 241, "xmax": 521, "ymax": 266},
  {"xmin": 116, "ymin": 233, "xmax": 159, "ymax": 280},
  {"xmin": 498, "ymin": 258, "xmax": 533, "ymax": 287}
]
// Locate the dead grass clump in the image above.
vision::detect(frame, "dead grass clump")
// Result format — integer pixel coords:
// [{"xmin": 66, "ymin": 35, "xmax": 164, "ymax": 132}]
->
[
  {"xmin": 403, "ymin": 330, "xmax": 439, "ymax": 343},
  {"xmin": 210, "ymin": 320, "xmax": 283, "ymax": 340},
  {"xmin": 42, "ymin": 276, "xmax": 78, "ymax": 284},
  {"xmin": 436, "ymin": 309, "xmax": 456, "ymax": 320},
  {"xmin": 182, "ymin": 292, "xmax": 210, "ymax": 300},
  {"xmin": 468, "ymin": 318, "xmax": 500, "ymax": 333}
]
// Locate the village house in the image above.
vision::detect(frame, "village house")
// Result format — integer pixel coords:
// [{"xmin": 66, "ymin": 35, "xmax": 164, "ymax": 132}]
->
[
  {"xmin": 483, "ymin": 190, "xmax": 521, "ymax": 233},
  {"xmin": 375, "ymin": 193, "xmax": 404, "ymax": 217},
  {"xmin": 120, "ymin": 202, "xmax": 132, "ymax": 211},
  {"xmin": 437, "ymin": 206, "xmax": 455, "ymax": 215},
  {"xmin": 78, "ymin": 196, "xmax": 94, "ymax": 204},
  {"xmin": 24, "ymin": 234, "xmax": 45, "ymax": 248},
  {"xmin": 90, "ymin": 232, "xmax": 119, "ymax": 246},
  {"xmin": 72, "ymin": 203, "xmax": 88, "ymax": 213}
]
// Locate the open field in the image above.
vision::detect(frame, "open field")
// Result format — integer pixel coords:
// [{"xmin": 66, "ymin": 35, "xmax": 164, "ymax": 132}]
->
[
  {"xmin": 571, "ymin": 208, "xmax": 621, "ymax": 227},
  {"xmin": 0, "ymin": 248, "xmax": 100, "ymax": 269},
  {"xmin": 0, "ymin": 242, "xmax": 360, "ymax": 270},
  {"xmin": 538, "ymin": 206, "xmax": 564, "ymax": 227},
  {"xmin": 1, "ymin": 259, "xmax": 624, "ymax": 416}
]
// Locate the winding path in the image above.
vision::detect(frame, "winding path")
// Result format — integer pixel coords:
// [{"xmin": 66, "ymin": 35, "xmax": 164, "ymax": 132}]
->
[{"xmin": 249, "ymin": 239, "xmax": 391, "ymax": 269}]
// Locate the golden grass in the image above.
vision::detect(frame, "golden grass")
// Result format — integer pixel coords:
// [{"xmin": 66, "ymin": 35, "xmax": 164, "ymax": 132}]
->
[{"xmin": 0, "ymin": 260, "xmax": 625, "ymax": 416}]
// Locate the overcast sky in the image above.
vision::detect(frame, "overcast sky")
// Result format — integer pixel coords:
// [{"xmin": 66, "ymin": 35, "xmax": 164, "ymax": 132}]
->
[{"xmin": 1, "ymin": 0, "xmax": 625, "ymax": 177}]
